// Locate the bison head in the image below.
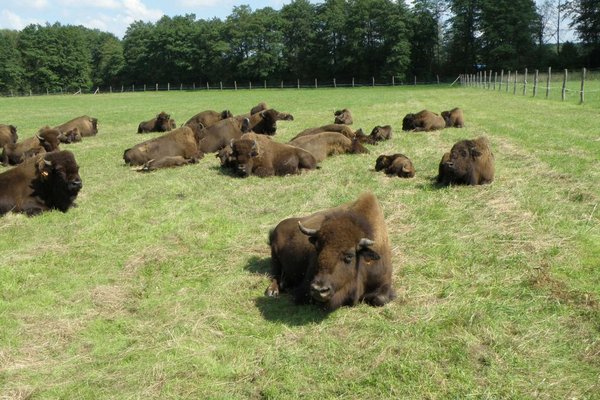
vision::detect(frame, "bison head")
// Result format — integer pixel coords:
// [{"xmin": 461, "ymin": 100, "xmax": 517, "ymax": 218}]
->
[
  {"xmin": 440, "ymin": 140, "xmax": 484, "ymax": 182},
  {"xmin": 230, "ymin": 138, "xmax": 259, "ymax": 177},
  {"xmin": 441, "ymin": 111, "xmax": 454, "ymax": 127},
  {"xmin": 334, "ymin": 109, "xmax": 353, "ymax": 125},
  {"xmin": 402, "ymin": 114, "xmax": 416, "ymax": 131},
  {"xmin": 37, "ymin": 127, "xmax": 61, "ymax": 152},
  {"xmin": 370, "ymin": 125, "xmax": 392, "ymax": 141},
  {"xmin": 33, "ymin": 151, "xmax": 82, "ymax": 211},
  {"xmin": 9, "ymin": 125, "xmax": 18, "ymax": 143},
  {"xmin": 155, "ymin": 112, "xmax": 172, "ymax": 131},
  {"xmin": 221, "ymin": 110, "xmax": 233, "ymax": 119},
  {"xmin": 374, "ymin": 155, "xmax": 393, "ymax": 171},
  {"xmin": 252, "ymin": 110, "xmax": 279, "ymax": 135},
  {"xmin": 298, "ymin": 215, "xmax": 381, "ymax": 309},
  {"xmin": 250, "ymin": 102, "xmax": 268, "ymax": 115}
]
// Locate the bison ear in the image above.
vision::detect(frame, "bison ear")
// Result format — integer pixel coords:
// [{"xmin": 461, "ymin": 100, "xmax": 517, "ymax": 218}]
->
[
  {"xmin": 357, "ymin": 238, "xmax": 380, "ymax": 262},
  {"xmin": 241, "ymin": 118, "xmax": 250, "ymax": 133}
]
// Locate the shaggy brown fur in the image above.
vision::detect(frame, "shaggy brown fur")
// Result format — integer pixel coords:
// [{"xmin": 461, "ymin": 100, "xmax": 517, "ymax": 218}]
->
[
  {"xmin": 250, "ymin": 102, "xmax": 269, "ymax": 115},
  {"xmin": 290, "ymin": 124, "xmax": 362, "ymax": 142},
  {"xmin": 289, "ymin": 132, "xmax": 369, "ymax": 163},
  {"xmin": 2, "ymin": 127, "xmax": 61, "ymax": 166},
  {"xmin": 441, "ymin": 108, "xmax": 465, "ymax": 128},
  {"xmin": 138, "ymin": 111, "xmax": 175, "ymax": 133},
  {"xmin": 368, "ymin": 125, "xmax": 393, "ymax": 142},
  {"xmin": 375, "ymin": 153, "xmax": 415, "ymax": 178},
  {"xmin": 266, "ymin": 192, "xmax": 395, "ymax": 310},
  {"xmin": 0, "ymin": 124, "xmax": 18, "ymax": 148},
  {"xmin": 334, "ymin": 108, "xmax": 353, "ymax": 125},
  {"xmin": 196, "ymin": 117, "xmax": 250, "ymax": 155},
  {"xmin": 437, "ymin": 136, "xmax": 494, "ymax": 185},
  {"xmin": 139, "ymin": 156, "xmax": 197, "ymax": 172},
  {"xmin": 58, "ymin": 127, "xmax": 82, "ymax": 144},
  {"xmin": 0, "ymin": 150, "xmax": 82, "ymax": 216},
  {"xmin": 402, "ymin": 110, "xmax": 446, "ymax": 132},
  {"xmin": 230, "ymin": 133, "xmax": 317, "ymax": 177},
  {"xmin": 238, "ymin": 109, "xmax": 294, "ymax": 136},
  {"xmin": 55, "ymin": 115, "xmax": 98, "ymax": 137},
  {"xmin": 185, "ymin": 109, "xmax": 232, "ymax": 129},
  {"xmin": 123, "ymin": 126, "xmax": 201, "ymax": 166}
]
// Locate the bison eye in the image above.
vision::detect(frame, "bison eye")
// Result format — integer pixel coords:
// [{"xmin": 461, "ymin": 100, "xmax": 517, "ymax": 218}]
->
[{"xmin": 342, "ymin": 253, "xmax": 354, "ymax": 264}]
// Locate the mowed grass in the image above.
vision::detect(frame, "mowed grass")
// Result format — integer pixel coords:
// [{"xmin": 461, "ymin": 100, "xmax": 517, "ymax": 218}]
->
[{"xmin": 0, "ymin": 86, "xmax": 599, "ymax": 399}]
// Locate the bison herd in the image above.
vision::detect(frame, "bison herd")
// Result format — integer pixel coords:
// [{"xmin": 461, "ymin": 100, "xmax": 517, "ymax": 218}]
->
[{"xmin": 0, "ymin": 102, "xmax": 495, "ymax": 311}]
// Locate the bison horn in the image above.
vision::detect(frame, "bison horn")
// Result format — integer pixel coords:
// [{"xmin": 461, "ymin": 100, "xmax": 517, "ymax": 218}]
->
[
  {"xmin": 298, "ymin": 221, "xmax": 318, "ymax": 237},
  {"xmin": 357, "ymin": 238, "xmax": 375, "ymax": 249}
]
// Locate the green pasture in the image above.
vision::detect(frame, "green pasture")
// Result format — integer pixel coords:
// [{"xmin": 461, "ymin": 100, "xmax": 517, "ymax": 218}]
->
[{"xmin": 0, "ymin": 86, "xmax": 598, "ymax": 399}]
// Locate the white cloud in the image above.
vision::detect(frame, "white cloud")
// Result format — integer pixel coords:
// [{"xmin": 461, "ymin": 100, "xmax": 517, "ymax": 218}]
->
[
  {"xmin": 58, "ymin": 0, "xmax": 121, "ymax": 8},
  {"xmin": 179, "ymin": 0, "xmax": 222, "ymax": 6},
  {"xmin": 0, "ymin": 9, "xmax": 43, "ymax": 30},
  {"xmin": 122, "ymin": 0, "xmax": 163, "ymax": 22}
]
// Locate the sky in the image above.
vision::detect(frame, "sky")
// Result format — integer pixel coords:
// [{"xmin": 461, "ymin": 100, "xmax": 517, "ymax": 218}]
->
[{"xmin": 0, "ymin": 0, "xmax": 575, "ymax": 41}]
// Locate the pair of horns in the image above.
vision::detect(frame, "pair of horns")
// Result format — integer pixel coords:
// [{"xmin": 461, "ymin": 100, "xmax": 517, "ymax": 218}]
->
[{"xmin": 297, "ymin": 221, "xmax": 375, "ymax": 248}]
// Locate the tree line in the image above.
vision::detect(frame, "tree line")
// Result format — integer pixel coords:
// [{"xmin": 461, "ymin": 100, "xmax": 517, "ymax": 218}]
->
[{"xmin": 0, "ymin": 0, "xmax": 598, "ymax": 95}]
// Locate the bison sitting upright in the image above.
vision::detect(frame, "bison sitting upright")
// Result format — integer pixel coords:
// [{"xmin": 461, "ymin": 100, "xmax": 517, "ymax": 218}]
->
[
  {"xmin": 0, "ymin": 150, "xmax": 82, "ymax": 216},
  {"xmin": 138, "ymin": 111, "xmax": 175, "ymax": 133},
  {"xmin": 289, "ymin": 132, "xmax": 369, "ymax": 163},
  {"xmin": 266, "ymin": 192, "xmax": 395, "ymax": 310},
  {"xmin": 0, "ymin": 124, "xmax": 18, "ymax": 149},
  {"xmin": 55, "ymin": 115, "xmax": 98, "ymax": 137},
  {"xmin": 437, "ymin": 136, "xmax": 494, "ymax": 185},
  {"xmin": 375, "ymin": 154, "xmax": 415, "ymax": 178},
  {"xmin": 334, "ymin": 108, "xmax": 353, "ymax": 125},
  {"xmin": 230, "ymin": 133, "xmax": 317, "ymax": 177},
  {"xmin": 441, "ymin": 107, "xmax": 465, "ymax": 128},
  {"xmin": 402, "ymin": 110, "xmax": 445, "ymax": 132},
  {"xmin": 1, "ymin": 127, "xmax": 61, "ymax": 166}
]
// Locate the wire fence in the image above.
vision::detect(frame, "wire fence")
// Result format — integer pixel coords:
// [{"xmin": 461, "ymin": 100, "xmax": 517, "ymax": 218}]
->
[{"xmin": 460, "ymin": 67, "xmax": 600, "ymax": 106}]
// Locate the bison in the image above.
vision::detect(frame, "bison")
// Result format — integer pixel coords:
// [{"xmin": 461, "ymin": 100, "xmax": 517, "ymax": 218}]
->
[
  {"xmin": 139, "ymin": 156, "xmax": 197, "ymax": 172},
  {"xmin": 368, "ymin": 125, "xmax": 393, "ymax": 142},
  {"xmin": 250, "ymin": 102, "xmax": 269, "ymax": 115},
  {"xmin": 0, "ymin": 150, "xmax": 82, "ymax": 216},
  {"xmin": 57, "ymin": 127, "xmax": 82, "ymax": 144},
  {"xmin": 437, "ymin": 136, "xmax": 494, "ymax": 185},
  {"xmin": 266, "ymin": 192, "xmax": 395, "ymax": 310},
  {"xmin": 0, "ymin": 124, "xmax": 18, "ymax": 149},
  {"xmin": 242, "ymin": 109, "xmax": 294, "ymax": 136},
  {"xmin": 196, "ymin": 117, "xmax": 251, "ymax": 156},
  {"xmin": 185, "ymin": 110, "xmax": 232, "ymax": 129},
  {"xmin": 289, "ymin": 132, "xmax": 369, "ymax": 163},
  {"xmin": 375, "ymin": 154, "xmax": 415, "ymax": 178},
  {"xmin": 2, "ymin": 127, "xmax": 61, "ymax": 166},
  {"xmin": 334, "ymin": 108, "xmax": 353, "ymax": 125},
  {"xmin": 138, "ymin": 111, "xmax": 175, "ymax": 133},
  {"xmin": 290, "ymin": 124, "xmax": 363, "ymax": 142},
  {"xmin": 402, "ymin": 110, "xmax": 445, "ymax": 132},
  {"xmin": 123, "ymin": 126, "xmax": 202, "ymax": 166},
  {"xmin": 55, "ymin": 115, "xmax": 98, "ymax": 137},
  {"xmin": 441, "ymin": 107, "xmax": 465, "ymax": 128},
  {"xmin": 230, "ymin": 133, "xmax": 317, "ymax": 177}
]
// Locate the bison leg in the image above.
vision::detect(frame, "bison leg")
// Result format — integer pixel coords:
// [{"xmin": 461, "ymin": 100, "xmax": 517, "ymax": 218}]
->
[
  {"xmin": 363, "ymin": 285, "xmax": 396, "ymax": 307},
  {"xmin": 265, "ymin": 278, "xmax": 280, "ymax": 297}
]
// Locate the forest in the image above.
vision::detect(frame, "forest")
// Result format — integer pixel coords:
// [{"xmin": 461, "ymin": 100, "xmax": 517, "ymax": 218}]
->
[{"xmin": 0, "ymin": 0, "xmax": 598, "ymax": 94}]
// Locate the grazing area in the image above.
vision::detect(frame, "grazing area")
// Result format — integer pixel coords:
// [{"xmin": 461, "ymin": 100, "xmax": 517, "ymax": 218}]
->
[{"xmin": 0, "ymin": 86, "xmax": 598, "ymax": 398}]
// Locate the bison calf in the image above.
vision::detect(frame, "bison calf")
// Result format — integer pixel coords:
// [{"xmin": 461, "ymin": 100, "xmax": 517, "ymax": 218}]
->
[
  {"xmin": 375, "ymin": 153, "xmax": 415, "ymax": 178},
  {"xmin": 437, "ymin": 136, "xmax": 494, "ymax": 185},
  {"xmin": 402, "ymin": 110, "xmax": 445, "ymax": 132},
  {"xmin": 266, "ymin": 192, "xmax": 395, "ymax": 310},
  {"xmin": 0, "ymin": 124, "xmax": 18, "ymax": 148},
  {"xmin": 441, "ymin": 107, "xmax": 465, "ymax": 128},
  {"xmin": 334, "ymin": 108, "xmax": 353, "ymax": 125},
  {"xmin": 2, "ymin": 127, "xmax": 61, "ymax": 166},
  {"xmin": 138, "ymin": 111, "xmax": 175, "ymax": 133}
]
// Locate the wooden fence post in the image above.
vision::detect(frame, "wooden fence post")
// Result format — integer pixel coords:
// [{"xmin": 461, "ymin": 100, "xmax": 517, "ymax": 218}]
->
[
  {"xmin": 334, "ymin": 78, "xmax": 336, "ymax": 88},
  {"xmin": 352, "ymin": 77, "xmax": 355, "ymax": 87},
  {"xmin": 264, "ymin": 80, "xmax": 267, "ymax": 89},
  {"xmin": 249, "ymin": 81, "xmax": 252, "ymax": 90},
  {"xmin": 494, "ymin": 71, "xmax": 497, "ymax": 90},
  {"xmin": 562, "ymin": 69, "xmax": 567, "ymax": 101},
  {"xmin": 234, "ymin": 81, "xmax": 237, "ymax": 90},
  {"xmin": 372, "ymin": 77, "xmax": 375, "ymax": 87},
  {"xmin": 167, "ymin": 83, "xmax": 170, "ymax": 91},
  {"xmin": 546, "ymin": 67, "xmax": 551, "ymax": 99},
  {"xmin": 193, "ymin": 82, "xmax": 195, "ymax": 90},
  {"xmin": 220, "ymin": 81, "xmax": 223, "ymax": 90},
  {"xmin": 315, "ymin": 78, "xmax": 318, "ymax": 88},
  {"xmin": 500, "ymin": 70, "xmax": 504, "ymax": 91},
  {"xmin": 297, "ymin": 79, "xmax": 300, "ymax": 89},
  {"xmin": 132, "ymin": 84, "xmax": 135, "ymax": 92},
  {"xmin": 437, "ymin": 74, "xmax": 440, "ymax": 84},
  {"xmin": 155, "ymin": 83, "xmax": 158, "ymax": 91},
  {"xmin": 121, "ymin": 85, "xmax": 124, "ymax": 93},
  {"xmin": 144, "ymin": 84, "xmax": 146, "ymax": 91},
  {"xmin": 180, "ymin": 83, "xmax": 183, "ymax": 91},
  {"xmin": 513, "ymin": 71, "xmax": 518, "ymax": 95},
  {"xmin": 110, "ymin": 86, "xmax": 112, "ymax": 93},
  {"xmin": 523, "ymin": 68, "xmax": 528, "ymax": 96},
  {"xmin": 488, "ymin": 70, "xmax": 492, "ymax": 89},
  {"xmin": 392, "ymin": 76, "xmax": 395, "ymax": 86},
  {"xmin": 533, "ymin": 69, "xmax": 538, "ymax": 97},
  {"xmin": 281, "ymin": 81, "xmax": 283, "ymax": 89},
  {"xmin": 414, "ymin": 76, "xmax": 417, "ymax": 85},
  {"xmin": 206, "ymin": 82, "xmax": 209, "ymax": 90},
  {"xmin": 580, "ymin": 67, "xmax": 586, "ymax": 104},
  {"xmin": 483, "ymin": 70, "xmax": 487, "ymax": 89}
]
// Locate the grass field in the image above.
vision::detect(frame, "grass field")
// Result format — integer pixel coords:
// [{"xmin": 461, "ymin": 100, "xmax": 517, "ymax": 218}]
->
[{"xmin": 0, "ymin": 86, "xmax": 599, "ymax": 399}]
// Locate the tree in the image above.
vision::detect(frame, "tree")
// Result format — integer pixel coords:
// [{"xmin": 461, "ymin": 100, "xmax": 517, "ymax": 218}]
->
[
  {"xmin": 411, "ymin": 0, "xmax": 447, "ymax": 80},
  {"xmin": 0, "ymin": 30, "xmax": 25, "ymax": 94},
  {"xmin": 446, "ymin": 0, "xmax": 481, "ymax": 74},
  {"xmin": 280, "ymin": 0, "xmax": 318, "ymax": 80},
  {"xmin": 566, "ymin": 0, "xmax": 600, "ymax": 65}
]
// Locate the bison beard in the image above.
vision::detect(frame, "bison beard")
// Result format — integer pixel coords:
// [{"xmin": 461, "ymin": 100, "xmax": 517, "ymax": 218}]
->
[{"xmin": 266, "ymin": 192, "xmax": 395, "ymax": 310}]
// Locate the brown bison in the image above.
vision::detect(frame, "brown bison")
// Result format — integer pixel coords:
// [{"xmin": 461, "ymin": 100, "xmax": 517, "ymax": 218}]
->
[
  {"xmin": 230, "ymin": 133, "xmax": 317, "ymax": 177},
  {"xmin": 57, "ymin": 127, "xmax": 82, "ymax": 144},
  {"xmin": 266, "ymin": 192, "xmax": 395, "ymax": 310},
  {"xmin": 289, "ymin": 132, "xmax": 369, "ymax": 163},
  {"xmin": 0, "ymin": 124, "xmax": 18, "ymax": 148},
  {"xmin": 139, "ymin": 156, "xmax": 197, "ymax": 172},
  {"xmin": 2, "ymin": 127, "xmax": 61, "ymax": 166},
  {"xmin": 123, "ymin": 126, "xmax": 202, "ymax": 166},
  {"xmin": 185, "ymin": 110, "xmax": 232, "ymax": 129},
  {"xmin": 241, "ymin": 109, "xmax": 294, "ymax": 136},
  {"xmin": 334, "ymin": 108, "xmax": 353, "ymax": 125},
  {"xmin": 216, "ymin": 144, "xmax": 234, "ymax": 169},
  {"xmin": 290, "ymin": 124, "xmax": 363, "ymax": 142},
  {"xmin": 55, "ymin": 115, "xmax": 98, "ymax": 137},
  {"xmin": 197, "ymin": 117, "xmax": 251, "ymax": 156},
  {"xmin": 138, "ymin": 111, "xmax": 175, "ymax": 133},
  {"xmin": 441, "ymin": 108, "xmax": 465, "ymax": 128},
  {"xmin": 368, "ymin": 125, "xmax": 393, "ymax": 142},
  {"xmin": 0, "ymin": 150, "xmax": 82, "ymax": 216},
  {"xmin": 375, "ymin": 154, "xmax": 415, "ymax": 178},
  {"xmin": 250, "ymin": 102, "xmax": 269, "ymax": 115},
  {"xmin": 402, "ymin": 110, "xmax": 445, "ymax": 132},
  {"xmin": 437, "ymin": 136, "xmax": 494, "ymax": 185}
]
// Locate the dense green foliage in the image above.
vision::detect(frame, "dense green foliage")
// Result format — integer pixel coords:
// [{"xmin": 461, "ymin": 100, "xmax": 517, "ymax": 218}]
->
[
  {"xmin": 0, "ymin": 0, "xmax": 599, "ymax": 94},
  {"xmin": 0, "ymin": 86, "xmax": 598, "ymax": 398}
]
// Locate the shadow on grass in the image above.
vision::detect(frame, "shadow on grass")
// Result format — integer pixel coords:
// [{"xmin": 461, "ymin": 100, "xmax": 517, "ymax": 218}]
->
[
  {"xmin": 245, "ymin": 256, "xmax": 329, "ymax": 325},
  {"xmin": 415, "ymin": 175, "xmax": 449, "ymax": 190}
]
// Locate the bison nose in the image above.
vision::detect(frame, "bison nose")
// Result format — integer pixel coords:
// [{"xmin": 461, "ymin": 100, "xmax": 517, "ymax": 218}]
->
[
  {"xmin": 69, "ymin": 179, "xmax": 82, "ymax": 191},
  {"xmin": 310, "ymin": 282, "xmax": 332, "ymax": 302}
]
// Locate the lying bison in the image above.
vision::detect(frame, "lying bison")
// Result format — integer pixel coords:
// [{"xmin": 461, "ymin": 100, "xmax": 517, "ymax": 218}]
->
[
  {"xmin": 138, "ymin": 111, "xmax": 175, "ymax": 133},
  {"xmin": 197, "ymin": 117, "xmax": 250, "ymax": 156},
  {"xmin": 123, "ymin": 126, "xmax": 202, "ymax": 167},
  {"xmin": 437, "ymin": 136, "xmax": 494, "ymax": 185},
  {"xmin": 290, "ymin": 124, "xmax": 362, "ymax": 142},
  {"xmin": 289, "ymin": 132, "xmax": 369, "ymax": 163},
  {"xmin": 441, "ymin": 107, "xmax": 465, "ymax": 128},
  {"xmin": 368, "ymin": 125, "xmax": 393, "ymax": 142},
  {"xmin": 230, "ymin": 133, "xmax": 317, "ymax": 177},
  {"xmin": 250, "ymin": 102, "xmax": 268, "ymax": 115},
  {"xmin": 1, "ymin": 127, "xmax": 61, "ymax": 166},
  {"xmin": 242, "ymin": 109, "xmax": 294, "ymax": 135},
  {"xmin": 0, "ymin": 150, "xmax": 82, "ymax": 216},
  {"xmin": 402, "ymin": 110, "xmax": 445, "ymax": 132},
  {"xmin": 185, "ymin": 109, "xmax": 232, "ymax": 130},
  {"xmin": 0, "ymin": 124, "xmax": 18, "ymax": 148},
  {"xmin": 139, "ymin": 156, "xmax": 197, "ymax": 172},
  {"xmin": 375, "ymin": 153, "xmax": 415, "ymax": 178},
  {"xmin": 55, "ymin": 115, "xmax": 98, "ymax": 137},
  {"xmin": 57, "ymin": 127, "xmax": 82, "ymax": 144},
  {"xmin": 266, "ymin": 192, "xmax": 395, "ymax": 310},
  {"xmin": 334, "ymin": 108, "xmax": 353, "ymax": 125}
]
